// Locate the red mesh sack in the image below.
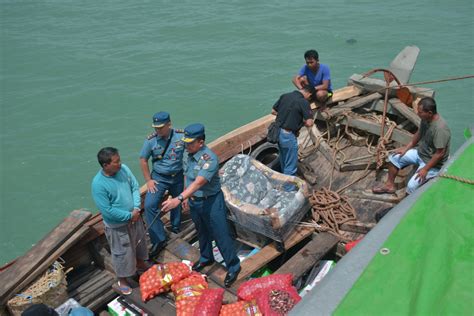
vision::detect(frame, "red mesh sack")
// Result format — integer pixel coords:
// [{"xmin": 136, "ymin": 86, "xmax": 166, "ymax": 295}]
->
[
  {"xmin": 219, "ymin": 299, "xmax": 262, "ymax": 316},
  {"xmin": 193, "ymin": 288, "xmax": 224, "ymax": 316},
  {"xmin": 254, "ymin": 285, "xmax": 301, "ymax": 316},
  {"xmin": 139, "ymin": 262, "xmax": 191, "ymax": 301},
  {"xmin": 172, "ymin": 272, "xmax": 209, "ymax": 316},
  {"xmin": 237, "ymin": 274, "xmax": 293, "ymax": 301},
  {"xmin": 176, "ymin": 297, "xmax": 202, "ymax": 316}
]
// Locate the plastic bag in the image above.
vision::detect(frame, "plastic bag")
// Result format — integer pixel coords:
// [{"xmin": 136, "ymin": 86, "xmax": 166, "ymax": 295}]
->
[
  {"xmin": 219, "ymin": 300, "xmax": 262, "ymax": 316},
  {"xmin": 237, "ymin": 273, "xmax": 293, "ymax": 301},
  {"xmin": 139, "ymin": 262, "xmax": 191, "ymax": 301}
]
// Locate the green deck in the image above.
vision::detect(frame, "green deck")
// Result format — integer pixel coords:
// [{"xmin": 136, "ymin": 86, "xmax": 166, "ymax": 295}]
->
[{"xmin": 335, "ymin": 143, "xmax": 474, "ymax": 315}]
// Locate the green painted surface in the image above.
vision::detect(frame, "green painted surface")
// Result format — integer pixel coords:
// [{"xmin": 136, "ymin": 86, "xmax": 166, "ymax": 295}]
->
[{"xmin": 335, "ymin": 143, "xmax": 474, "ymax": 315}]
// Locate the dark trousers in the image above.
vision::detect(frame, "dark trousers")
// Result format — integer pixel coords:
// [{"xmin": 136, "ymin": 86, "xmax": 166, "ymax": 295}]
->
[
  {"xmin": 189, "ymin": 191, "xmax": 240, "ymax": 274},
  {"xmin": 144, "ymin": 171, "xmax": 183, "ymax": 245}
]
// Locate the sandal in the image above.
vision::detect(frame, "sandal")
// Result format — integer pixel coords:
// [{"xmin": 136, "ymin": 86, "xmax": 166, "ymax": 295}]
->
[
  {"xmin": 372, "ymin": 186, "xmax": 396, "ymax": 194},
  {"xmin": 117, "ymin": 281, "xmax": 132, "ymax": 295}
]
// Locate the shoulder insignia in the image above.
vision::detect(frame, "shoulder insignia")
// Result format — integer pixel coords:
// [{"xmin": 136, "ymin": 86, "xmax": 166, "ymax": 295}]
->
[
  {"xmin": 147, "ymin": 132, "xmax": 157, "ymax": 140},
  {"xmin": 202, "ymin": 153, "xmax": 210, "ymax": 161},
  {"xmin": 174, "ymin": 128, "xmax": 184, "ymax": 133}
]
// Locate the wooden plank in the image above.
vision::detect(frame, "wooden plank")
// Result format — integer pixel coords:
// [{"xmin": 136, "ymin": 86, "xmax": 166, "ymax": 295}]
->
[
  {"xmin": 74, "ymin": 271, "xmax": 114, "ymax": 304},
  {"xmin": 3, "ymin": 225, "xmax": 91, "ymax": 306},
  {"xmin": 348, "ymin": 73, "xmax": 434, "ymax": 99},
  {"xmin": 340, "ymin": 222, "xmax": 375, "ymax": 234},
  {"xmin": 388, "ymin": 45, "xmax": 420, "ymax": 84},
  {"xmin": 389, "ymin": 98, "xmax": 421, "ymax": 127},
  {"xmin": 86, "ymin": 287, "xmax": 117, "ymax": 313},
  {"xmin": 344, "ymin": 189, "xmax": 404, "ymax": 204},
  {"xmin": 166, "ymin": 226, "xmax": 314, "ymax": 292},
  {"xmin": 236, "ymin": 226, "xmax": 315, "ymax": 282},
  {"xmin": 329, "ymin": 85, "xmax": 363, "ymax": 103},
  {"xmin": 209, "ymin": 114, "xmax": 274, "ymax": 164},
  {"xmin": 311, "ymin": 85, "xmax": 363, "ymax": 109},
  {"xmin": 303, "ymin": 125, "xmax": 340, "ymax": 169},
  {"xmin": 0, "ymin": 210, "xmax": 92, "ymax": 305},
  {"xmin": 339, "ymin": 116, "xmax": 413, "ymax": 145},
  {"xmin": 340, "ymin": 161, "xmax": 376, "ymax": 172},
  {"xmin": 320, "ymin": 92, "xmax": 382, "ymax": 119},
  {"xmin": 274, "ymin": 233, "xmax": 339, "ymax": 282}
]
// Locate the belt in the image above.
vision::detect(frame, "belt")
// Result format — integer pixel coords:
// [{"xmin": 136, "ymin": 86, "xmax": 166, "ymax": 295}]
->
[
  {"xmin": 155, "ymin": 171, "xmax": 182, "ymax": 178},
  {"xmin": 190, "ymin": 193, "xmax": 217, "ymax": 201}
]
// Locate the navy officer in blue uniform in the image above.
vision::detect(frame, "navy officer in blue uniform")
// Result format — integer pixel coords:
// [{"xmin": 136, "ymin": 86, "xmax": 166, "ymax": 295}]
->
[
  {"xmin": 161, "ymin": 123, "xmax": 241, "ymax": 287},
  {"xmin": 139, "ymin": 112, "xmax": 185, "ymax": 257}
]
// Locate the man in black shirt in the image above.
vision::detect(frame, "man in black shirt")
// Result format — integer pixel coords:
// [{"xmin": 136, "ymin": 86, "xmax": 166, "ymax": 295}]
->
[{"xmin": 272, "ymin": 85, "xmax": 315, "ymax": 188}]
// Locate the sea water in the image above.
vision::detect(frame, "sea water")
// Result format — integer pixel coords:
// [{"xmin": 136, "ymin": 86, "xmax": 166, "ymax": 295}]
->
[{"xmin": 1, "ymin": 0, "xmax": 473, "ymax": 264}]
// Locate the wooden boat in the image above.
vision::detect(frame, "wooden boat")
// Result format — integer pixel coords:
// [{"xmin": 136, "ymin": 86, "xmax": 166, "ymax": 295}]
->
[{"xmin": 0, "ymin": 46, "xmax": 431, "ymax": 315}]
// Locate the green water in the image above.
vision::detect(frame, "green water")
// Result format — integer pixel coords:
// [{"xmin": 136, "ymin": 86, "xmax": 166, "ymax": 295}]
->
[{"xmin": 1, "ymin": 0, "xmax": 473, "ymax": 264}]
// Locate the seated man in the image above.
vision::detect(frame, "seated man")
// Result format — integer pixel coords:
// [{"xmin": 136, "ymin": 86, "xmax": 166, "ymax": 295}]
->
[
  {"xmin": 373, "ymin": 97, "xmax": 451, "ymax": 195},
  {"xmin": 292, "ymin": 49, "xmax": 333, "ymax": 106}
]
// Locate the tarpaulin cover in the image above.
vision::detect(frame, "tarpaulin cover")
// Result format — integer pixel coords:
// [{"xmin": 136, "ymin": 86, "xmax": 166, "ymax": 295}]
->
[{"xmin": 335, "ymin": 143, "xmax": 474, "ymax": 315}]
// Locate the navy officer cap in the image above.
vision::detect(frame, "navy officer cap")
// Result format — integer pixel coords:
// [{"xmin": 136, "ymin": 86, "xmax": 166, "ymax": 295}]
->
[
  {"xmin": 182, "ymin": 123, "xmax": 205, "ymax": 143},
  {"xmin": 152, "ymin": 111, "xmax": 170, "ymax": 128}
]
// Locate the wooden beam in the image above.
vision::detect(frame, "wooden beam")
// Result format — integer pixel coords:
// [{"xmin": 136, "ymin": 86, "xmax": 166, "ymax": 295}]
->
[
  {"xmin": 339, "ymin": 116, "xmax": 413, "ymax": 145},
  {"xmin": 209, "ymin": 114, "xmax": 274, "ymax": 164},
  {"xmin": 321, "ymin": 92, "xmax": 382, "ymax": 119},
  {"xmin": 340, "ymin": 222, "xmax": 375, "ymax": 234},
  {"xmin": 302, "ymin": 125, "xmax": 340, "ymax": 169},
  {"xmin": 274, "ymin": 232, "xmax": 339, "ymax": 282},
  {"xmin": 236, "ymin": 226, "xmax": 315, "ymax": 282},
  {"xmin": 340, "ymin": 161, "xmax": 377, "ymax": 172},
  {"xmin": 389, "ymin": 98, "xmax": 421, "ymax": 127},
  {"xmin": 0, "ymin": 210, "xmax": 92, "ymax": 305},
  {"xmin": 329, "ymin": 85, "xmax": 363, "ymax": 103},
  {"xmin": 344, "ymin": 190, "xmax": 404, "ymax": 204},
  {"xmin": 348, "ymin": 74, "xmax": 434, "ymax": 99}
]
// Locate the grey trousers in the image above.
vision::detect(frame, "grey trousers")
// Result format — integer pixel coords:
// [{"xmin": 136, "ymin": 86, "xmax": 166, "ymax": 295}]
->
[{"xmin": 104, "ymin": 219, "xmax": 148, "ymax": 278}]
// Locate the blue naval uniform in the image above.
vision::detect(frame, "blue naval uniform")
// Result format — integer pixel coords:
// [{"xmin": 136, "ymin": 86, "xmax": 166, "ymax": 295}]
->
[
  {"xmin": 184, "ymin": 146, "xmax": 240, "ymax": 274},
  {"xmin": 140, "ymin": 129, "xmax": 185, "ymax": 245}
]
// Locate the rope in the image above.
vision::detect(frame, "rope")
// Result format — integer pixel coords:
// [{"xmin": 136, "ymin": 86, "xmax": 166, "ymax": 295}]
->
[
  {"xmin": 439, "ymin": 173, "xmax": 474, "ymax": 185},
  {"xmin": 396, "ymin": 75, "xmax": 474, "ymax": 89},
  {"xmin": 370, "ymin": 75, "xmax": 474, "ymax": 96},
  {"xmin": 308, "ymin": 187, "xmax": 357, "ymax": 241},
  {"xmin": 8, "ymin": 261, "xmax": 66, "ymax": 307}
]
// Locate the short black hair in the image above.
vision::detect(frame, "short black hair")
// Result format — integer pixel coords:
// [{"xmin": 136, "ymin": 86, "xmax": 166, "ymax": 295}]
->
[
  {"xmin": 303, "ymin": 84, "xmax": 317, "ymax": 100},
  {"xmin": 419, "ymin": 97, "xmax": 437, "ymax": 114},
  {"xmin": 304, "ymin": 49, "xmax": 319, "ymax": 60},
  {"xmin": 196, "ymin": 134, "xmax": 206, "ymax": 142},
  {"xmin": 97, "ymin": 147, "xmax": 119, "ymax": 167}
]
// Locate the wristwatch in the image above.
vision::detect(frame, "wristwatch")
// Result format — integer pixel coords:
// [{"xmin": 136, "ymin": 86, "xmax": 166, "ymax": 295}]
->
[{"xmin": 177, "ymin": 194, "xmax": 184, "ymax": 202}]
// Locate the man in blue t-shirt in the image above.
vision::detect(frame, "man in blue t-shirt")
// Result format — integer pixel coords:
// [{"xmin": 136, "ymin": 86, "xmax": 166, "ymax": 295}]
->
[{"xmin": 292, "ymin": 49, "xmax": 332, "ymax": 106}]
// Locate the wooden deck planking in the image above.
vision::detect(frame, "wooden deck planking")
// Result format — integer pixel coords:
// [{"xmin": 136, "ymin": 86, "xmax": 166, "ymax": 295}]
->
[
  {"xmin": 274, "ymin": 232, "xmax": 339, "ymax": 282},
  {"xmin": 0, "ymin": 210, "xmax": 92, "ymax": 305}
]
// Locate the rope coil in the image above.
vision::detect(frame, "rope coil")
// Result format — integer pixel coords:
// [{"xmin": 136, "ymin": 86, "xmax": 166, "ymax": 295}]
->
[{"xmin": 308, "ymin": 187, "xmax": 357, "ymax": 241}]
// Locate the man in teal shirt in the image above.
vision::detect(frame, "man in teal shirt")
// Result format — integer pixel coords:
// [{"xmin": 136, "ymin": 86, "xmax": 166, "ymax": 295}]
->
[{"xmin": 92, "ymin": 147, "xmax": 149, "ymax": 295}]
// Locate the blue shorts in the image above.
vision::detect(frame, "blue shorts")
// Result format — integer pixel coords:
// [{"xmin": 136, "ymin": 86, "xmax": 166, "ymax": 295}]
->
[{"xmin": 388, "ymin": 149, "xmax": 440, "ymax": 194}]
